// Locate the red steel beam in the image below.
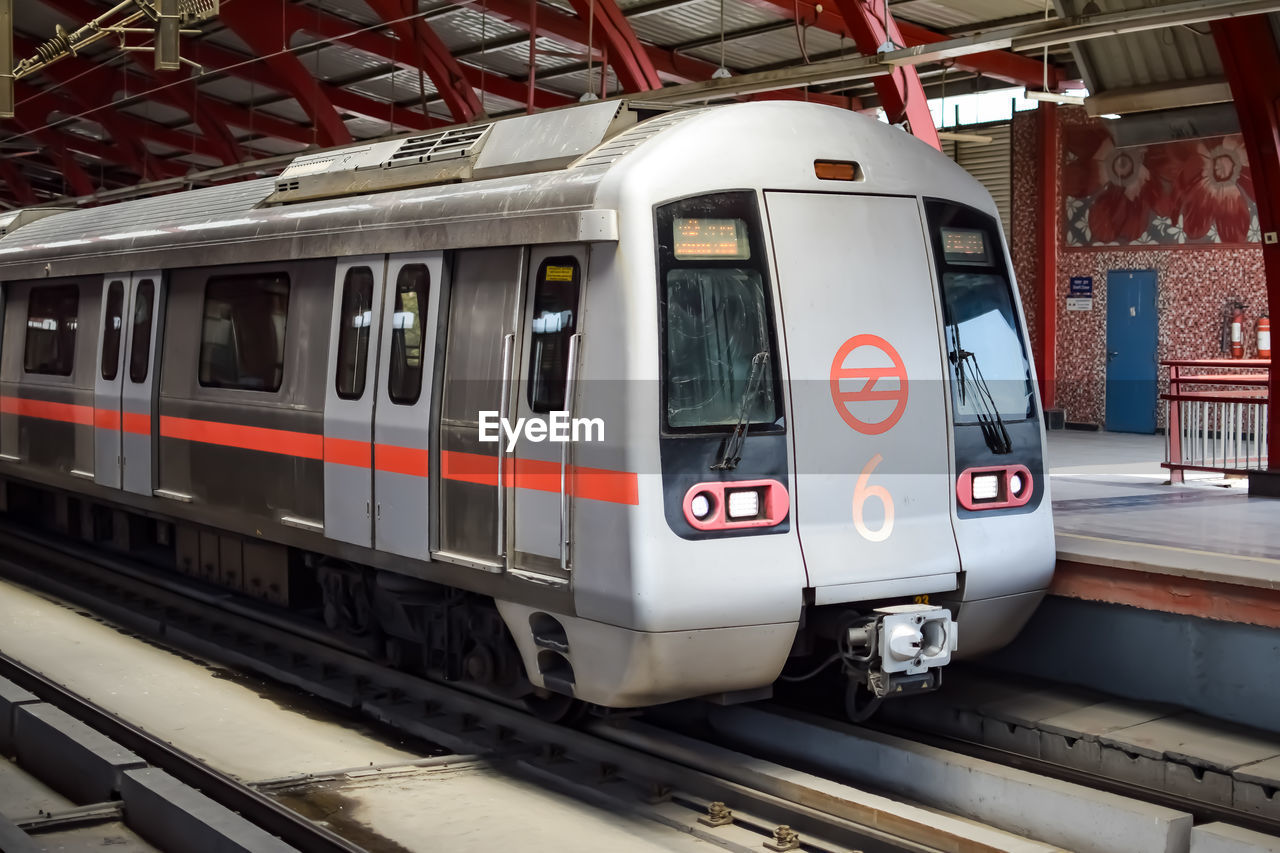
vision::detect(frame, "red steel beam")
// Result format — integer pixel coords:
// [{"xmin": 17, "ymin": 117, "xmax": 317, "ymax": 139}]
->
[
  {"xmin": 362, "ymin": 0, "xmax": 483, "ymax": 121},
  {"xmin": 1037, "ymin": 101, "xmax": 1057, "ymax": 410},
  {"xmin": 1213, "ymin": 17, "xmax": 1280, "ymax": 472},
  {"xmin": 564, "ymin": 0, "xmax": 661, "ymax": 92},
  {"xmin": 216, "ymin": 1, "xmax": 352, "ymax": 147},
  {"xmin": 831, "ymin": 0, "xmax": 938, "ymax": 148},
  {"xmin": 0, "ymin": 160, "xmax": 39, "ymax": 206},
  {"xmin": 22, "ymin": 0, "xmax": 246, "ymax": 163},
  {"xmin": 736, "ymin": 0, "xmax": 1059, "ymax": 89}
]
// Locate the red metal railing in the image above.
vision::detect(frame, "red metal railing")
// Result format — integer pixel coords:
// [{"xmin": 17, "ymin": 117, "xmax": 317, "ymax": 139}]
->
[{"xmin": 1163, "ymin": 359, "xmax": 1270, "ymax": 483}]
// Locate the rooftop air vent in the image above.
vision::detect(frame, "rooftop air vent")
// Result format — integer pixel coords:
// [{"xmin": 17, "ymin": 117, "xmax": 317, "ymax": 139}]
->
[{"xmin": 385, "ymin": 124, "xmax": 492, "ymax": 168}]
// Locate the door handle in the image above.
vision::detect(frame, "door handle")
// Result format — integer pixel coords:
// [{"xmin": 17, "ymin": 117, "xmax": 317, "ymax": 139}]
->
[
  {"xmin": 496, "ymin": 332, "xmax": 515, "ymax": 562},
  {"xmin": 560, "ymin": 333, "xmax": 582, "ymax": 571},
  {"xmin": 1106, "ymin": 350, "xmax": 1119, "ymax": 362}
]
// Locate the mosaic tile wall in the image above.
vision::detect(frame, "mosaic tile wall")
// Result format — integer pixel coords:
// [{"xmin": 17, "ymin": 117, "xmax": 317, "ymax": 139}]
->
[{"xmin": 1010, "ymin": 107, "xmax": 1269, "ymax": 428}]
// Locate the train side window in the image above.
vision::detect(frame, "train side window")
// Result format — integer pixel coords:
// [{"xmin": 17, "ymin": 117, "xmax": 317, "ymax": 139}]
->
[
  {"xmin": 335, "ymin": 267, "xmax": 374, "ymax": 400},
  {"xmin": 198, "ymin": 273, "xmax": 290, "ymax": 392},
  {"xmin": 23, "ymin": 284, "xmax": 79, "ymax": 376},
  {"xmin": 128, "ymin": 280, "xmax": 155, "ymax": 383},
  {"xmin": 388, "ymin": 264, "xmax": 429, "ymax": 405},
  {"xmin": 100, "ymin": 281, "xmax": 125, "ymax": 380},
  {"xmin": 527, "ymin": 259, "xmax": 580, "ymax": 413}
]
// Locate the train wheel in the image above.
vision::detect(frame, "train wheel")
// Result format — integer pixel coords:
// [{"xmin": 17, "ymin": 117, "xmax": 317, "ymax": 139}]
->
[
  {"xmin": 844, "ymin": 680, "xmax": 884, "ymax": 723},
  {"xmin": 522, "ymin": 689, "xmax": 588, "ymax": 725}
]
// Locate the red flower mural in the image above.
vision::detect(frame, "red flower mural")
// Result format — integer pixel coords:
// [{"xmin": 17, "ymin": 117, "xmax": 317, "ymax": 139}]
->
[
  {"xmin": 1064, "ymin": 119, "xmax": 1261, "ymax": 247},
  {"xmin": 1063, "ymin": 125, "xmax": 1175, "ymax": 243},
  {"xmin": 1176, "ymin": 136, "xmax": 1255, "ymax": 243}
]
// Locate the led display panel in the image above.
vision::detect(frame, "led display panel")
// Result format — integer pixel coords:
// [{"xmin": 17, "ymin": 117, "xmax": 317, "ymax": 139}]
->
[
  {"xmin": 673, "ymin": 217, "xmax": 751, "ymax": 260},
  {"xmin": 941, "ymin": 227, "xmax": 990, "ymax": 265}
]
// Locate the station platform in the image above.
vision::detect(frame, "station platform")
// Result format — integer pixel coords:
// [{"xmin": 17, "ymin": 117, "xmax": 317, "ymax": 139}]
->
[
  {"xmin": 982, "ymin": 429, "xmax": 1280, "ymax": 735},
  {"xmin": 1046, "ymin": 430, "xmax": 1280, "ymax": 628}
]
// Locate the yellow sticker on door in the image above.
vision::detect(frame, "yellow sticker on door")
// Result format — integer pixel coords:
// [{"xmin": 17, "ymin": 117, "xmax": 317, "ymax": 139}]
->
[{"xmin": 545, "ymin": 265, "xmax": 576, "ymax": 282}]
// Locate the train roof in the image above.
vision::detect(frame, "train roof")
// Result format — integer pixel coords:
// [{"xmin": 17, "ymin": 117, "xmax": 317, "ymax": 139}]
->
[{"xmin": 0, "ymin": 99, "xmax": 990, "ymax": 280}]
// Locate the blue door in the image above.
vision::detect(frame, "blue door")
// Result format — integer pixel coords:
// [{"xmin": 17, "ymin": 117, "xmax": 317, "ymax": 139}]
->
[{"xmin": 1105, "ymin": 270, "xmax": 1158, "ymax": 433}]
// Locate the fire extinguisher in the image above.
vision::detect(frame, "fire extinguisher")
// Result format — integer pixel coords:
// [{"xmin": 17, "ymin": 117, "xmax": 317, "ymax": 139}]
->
[
  {"xmin": 1231, "ymin": 305, "xmax": 1246, "ymax": 359},
  {"xmin": 1259, "ymin": 314, "xmax": 1272, "ymax": 360}
]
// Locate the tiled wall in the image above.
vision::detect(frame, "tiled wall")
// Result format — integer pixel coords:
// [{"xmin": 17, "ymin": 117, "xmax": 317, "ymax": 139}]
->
[{"xmin": 1010, "ymin": 107, "xmax": 1269, "ymax": 428}]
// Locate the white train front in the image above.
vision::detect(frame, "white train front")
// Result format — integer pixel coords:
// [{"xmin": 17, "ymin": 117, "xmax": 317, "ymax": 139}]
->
[{"xmin": 0, "ymin": 99, "xmax": 1055, "ymax": 721}]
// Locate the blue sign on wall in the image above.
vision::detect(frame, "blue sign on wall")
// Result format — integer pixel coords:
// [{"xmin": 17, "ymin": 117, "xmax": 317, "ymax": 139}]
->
[{"xmin": 1069, "ymin": 276, "xmax": 1094, "ymax": 296}]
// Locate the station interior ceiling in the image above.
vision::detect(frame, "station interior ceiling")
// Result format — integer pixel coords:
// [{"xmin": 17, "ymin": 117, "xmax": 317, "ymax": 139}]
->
[{"xmin": 2, "ymin": 0, "xmax": 1278, "ymax": 207}]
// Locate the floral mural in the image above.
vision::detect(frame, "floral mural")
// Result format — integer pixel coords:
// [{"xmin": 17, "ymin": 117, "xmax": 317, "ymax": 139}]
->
[{"xmin": 1064, "ymin": 125, "xmax": 1262, "ymax": 246}]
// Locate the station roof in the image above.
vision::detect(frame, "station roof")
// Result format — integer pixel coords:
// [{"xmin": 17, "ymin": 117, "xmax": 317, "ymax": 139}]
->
[{"xmin": 1, "ymin": 0, "xmax": 1276, "ymax": 206}]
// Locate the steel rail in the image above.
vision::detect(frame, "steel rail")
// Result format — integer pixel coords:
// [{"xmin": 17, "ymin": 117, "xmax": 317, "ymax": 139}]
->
[{"xmin": 0, "ymin": 652, "xmax": 363, "ymax": 853}]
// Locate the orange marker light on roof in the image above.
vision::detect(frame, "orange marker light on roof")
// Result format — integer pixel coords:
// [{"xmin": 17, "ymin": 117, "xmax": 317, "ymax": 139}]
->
[{"xmin": 814, "ymin": 160, "xmax": 862, "ymax": 181}]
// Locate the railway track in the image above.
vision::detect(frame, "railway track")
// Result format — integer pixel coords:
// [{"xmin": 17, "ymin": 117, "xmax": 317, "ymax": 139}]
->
[
  {"xmin": 2, "ymin": 520, "xmax": 1268, "ymax": 852},
  {"xmin": 0, "ymin": 522, "xmax": 1040, "ymax": 853}
]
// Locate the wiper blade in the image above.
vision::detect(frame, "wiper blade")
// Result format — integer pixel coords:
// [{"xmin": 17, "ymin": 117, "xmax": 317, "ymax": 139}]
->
[
  {"xmin": 952, "ymin": 342, "xmax": 1013, "ymax": 456},
  {"xmin": 712, "ymin": 351, "xmax": 769, "ymax": 471}
]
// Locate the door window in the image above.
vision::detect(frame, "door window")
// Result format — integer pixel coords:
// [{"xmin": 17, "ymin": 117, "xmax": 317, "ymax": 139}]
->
[
  {"xmin": 100, "ymin": 281, "xmax": 125, "ymax": 380},
  {"xmin": 388, "ymin": 264, "xmax": 429, "ymax": 405},
  {"xmin": 527, "ymin": 259, "xmax": 580, "ymax": 413},
  {"xmin": 128, "ymin": 281, "xmax": 155, "ymax": 383},
  {"xmin": 335, "ymin": 266, "xmax": 375, "ymax": 400}
]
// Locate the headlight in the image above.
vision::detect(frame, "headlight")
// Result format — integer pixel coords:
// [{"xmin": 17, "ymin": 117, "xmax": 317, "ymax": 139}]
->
[
  {"xmin": 726, "ymin": 489, "xmax": 760, "ymax": 519},
  {"xmin": 690, "ymin": 492, "xmax": 713, "ymax": 520},
  {"xmin": 971, "ymin": 474, "xmax": 1000, "ymax": 501}
]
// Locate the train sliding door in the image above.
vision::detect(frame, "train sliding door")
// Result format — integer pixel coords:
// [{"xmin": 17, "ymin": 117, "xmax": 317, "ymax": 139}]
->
[
  {"xmin": 507, "ymin": 246, "xmax": 586, "ymax": 576},
  {"xmin": 93, "ymin": 276, "xmax": 129, "ymax": 488},
  {"xmin": 437, "ymin": 248, "xmax": 523, "ymax": 571},
  {"xmin": 372, "ymin": 253, "xmax": 441, "ymax": 559},
  {"xmin": 323, "ymin": 257, "xmax": 386, "ymax": 548},
  {"xmin": 121, "ymin": 275, "xmax": 163, "ymax": 496},
  {"xmin": 94, "ymin": 271, "xmax": 162, "ymax": 493}
]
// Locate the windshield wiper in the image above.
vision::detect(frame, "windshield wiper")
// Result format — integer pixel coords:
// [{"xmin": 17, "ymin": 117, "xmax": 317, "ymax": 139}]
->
[
  {"xmin": 949, "ymin": 324, "xmax": 1012, "ymax": 455},
  {"xmin": 712, "ymin": 351, "xmax": 769, "ymax": 471}
]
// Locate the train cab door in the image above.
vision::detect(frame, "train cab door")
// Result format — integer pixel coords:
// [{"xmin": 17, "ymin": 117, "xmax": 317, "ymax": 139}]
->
[
  {"xmin": 324, "ymin": 257, "xmax": 386, "ymax": 548},
  {"xmin": 371, "ymin": 253, "xmax": 442, "ymax": 560},
  {"xmin": 94, "ymin": 276, "xmax": 131, "ymax": 489},
  {"xmin": 506, "ymin": 247, "xmax": 586, "ymax": 577},
  {"xmin": 764, "ymin": 192, "xmax": 961, "ymax": 601},
  {"xmin": 120, "ymin": 273, "xmax": 163, "ymax": 496},
  {"xmin": 437, "ymin": 248, "xmax": 523, "ymax": 571}
]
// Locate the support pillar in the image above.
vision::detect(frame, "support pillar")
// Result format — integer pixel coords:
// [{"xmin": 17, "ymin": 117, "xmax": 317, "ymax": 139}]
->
[
  {"xmin": 1038, "ymin": 101, "xmax": 1059, "ymax": 417},
  {"xmin": 1213, "ymin": 17, "xmax": 1280, "ymax": 490}
]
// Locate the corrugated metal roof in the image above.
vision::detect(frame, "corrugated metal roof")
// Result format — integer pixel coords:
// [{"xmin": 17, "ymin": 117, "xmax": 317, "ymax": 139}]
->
[
  {"xmin": 891, "ymin": 0, "xmax": 1047, "ymax": 31},
  {"xmin": 1064, "ymin": 0, "xmax": 1222, "ymax": 94}
]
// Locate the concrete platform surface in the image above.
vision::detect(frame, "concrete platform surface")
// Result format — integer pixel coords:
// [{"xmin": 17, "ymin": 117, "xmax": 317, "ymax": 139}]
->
[
  {"xmin": 1048, "ymin": 431, "xmax": 1280, "ymax": 588},
  {"xmin": 0, "ymin": 577, "xmax": 716, "ymax": 852}
]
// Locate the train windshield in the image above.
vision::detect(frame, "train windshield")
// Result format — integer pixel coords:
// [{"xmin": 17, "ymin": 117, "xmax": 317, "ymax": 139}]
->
[
  {"xmin": 657, "ymin": 192, "xmax": 782, "ymax": 432},
  {"xmin": 926, "ymin": 200, "xmax": 1033, "ymax": 424}
]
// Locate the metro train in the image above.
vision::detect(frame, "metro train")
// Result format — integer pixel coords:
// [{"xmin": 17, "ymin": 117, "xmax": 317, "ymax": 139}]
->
[{"xmin": 0, "ymin": 99, "xmax": 1054, "ymax": 721}]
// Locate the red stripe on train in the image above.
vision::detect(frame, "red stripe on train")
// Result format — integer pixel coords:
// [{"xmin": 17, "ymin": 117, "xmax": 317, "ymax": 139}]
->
[{"xmin": 159, "ymin": 415, "xmax": 324, "ymax": 460}]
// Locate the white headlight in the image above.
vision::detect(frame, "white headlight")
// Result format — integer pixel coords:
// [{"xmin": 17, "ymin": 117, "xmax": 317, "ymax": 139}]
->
[
  {"xmin": 1009, "ymin": 473, "xmax": 1024, "ymax": 496},
  {"xmin": 727, "ymin": 489, "xmax": 760, "ymax": 519},
  {"xmin": 690, "ymin": 493, "xmax": 712, "ymax": 519},
  {"xmin": 972, "ymin": 474, "xmax": 999, "ymax": 501}
]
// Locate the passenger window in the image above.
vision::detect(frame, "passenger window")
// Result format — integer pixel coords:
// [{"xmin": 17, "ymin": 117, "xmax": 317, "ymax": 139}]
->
[
  {"xmin": 100, "ymin": 281, "xmax": 125, "ymax": 381},
  {"xmin": 24, "ymin": 284, "xmax": 79, "ymax": 376},
  {"xmin": 198, "ymin": 273, "xmax": 290, "ymax": 392},
  {"xmin": 388, "ymin": 264, "xmax": 429, "ymax": 406},
  {"xmin": 527, "ymin": 259, "xmax": 580, "ymax": 414},
  {"xmin": 128, "ymin": 280, "xmax": 155, "ymax": 384},
  {"xmin": 335, "ymin": 267, "xmax": 374, "ymax": 401}
]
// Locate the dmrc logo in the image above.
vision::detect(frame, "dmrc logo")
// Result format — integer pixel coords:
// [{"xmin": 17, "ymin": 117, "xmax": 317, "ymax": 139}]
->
[{"xmin": 828, "ymin": 334, "xmax": 909, "ymax": 436}]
